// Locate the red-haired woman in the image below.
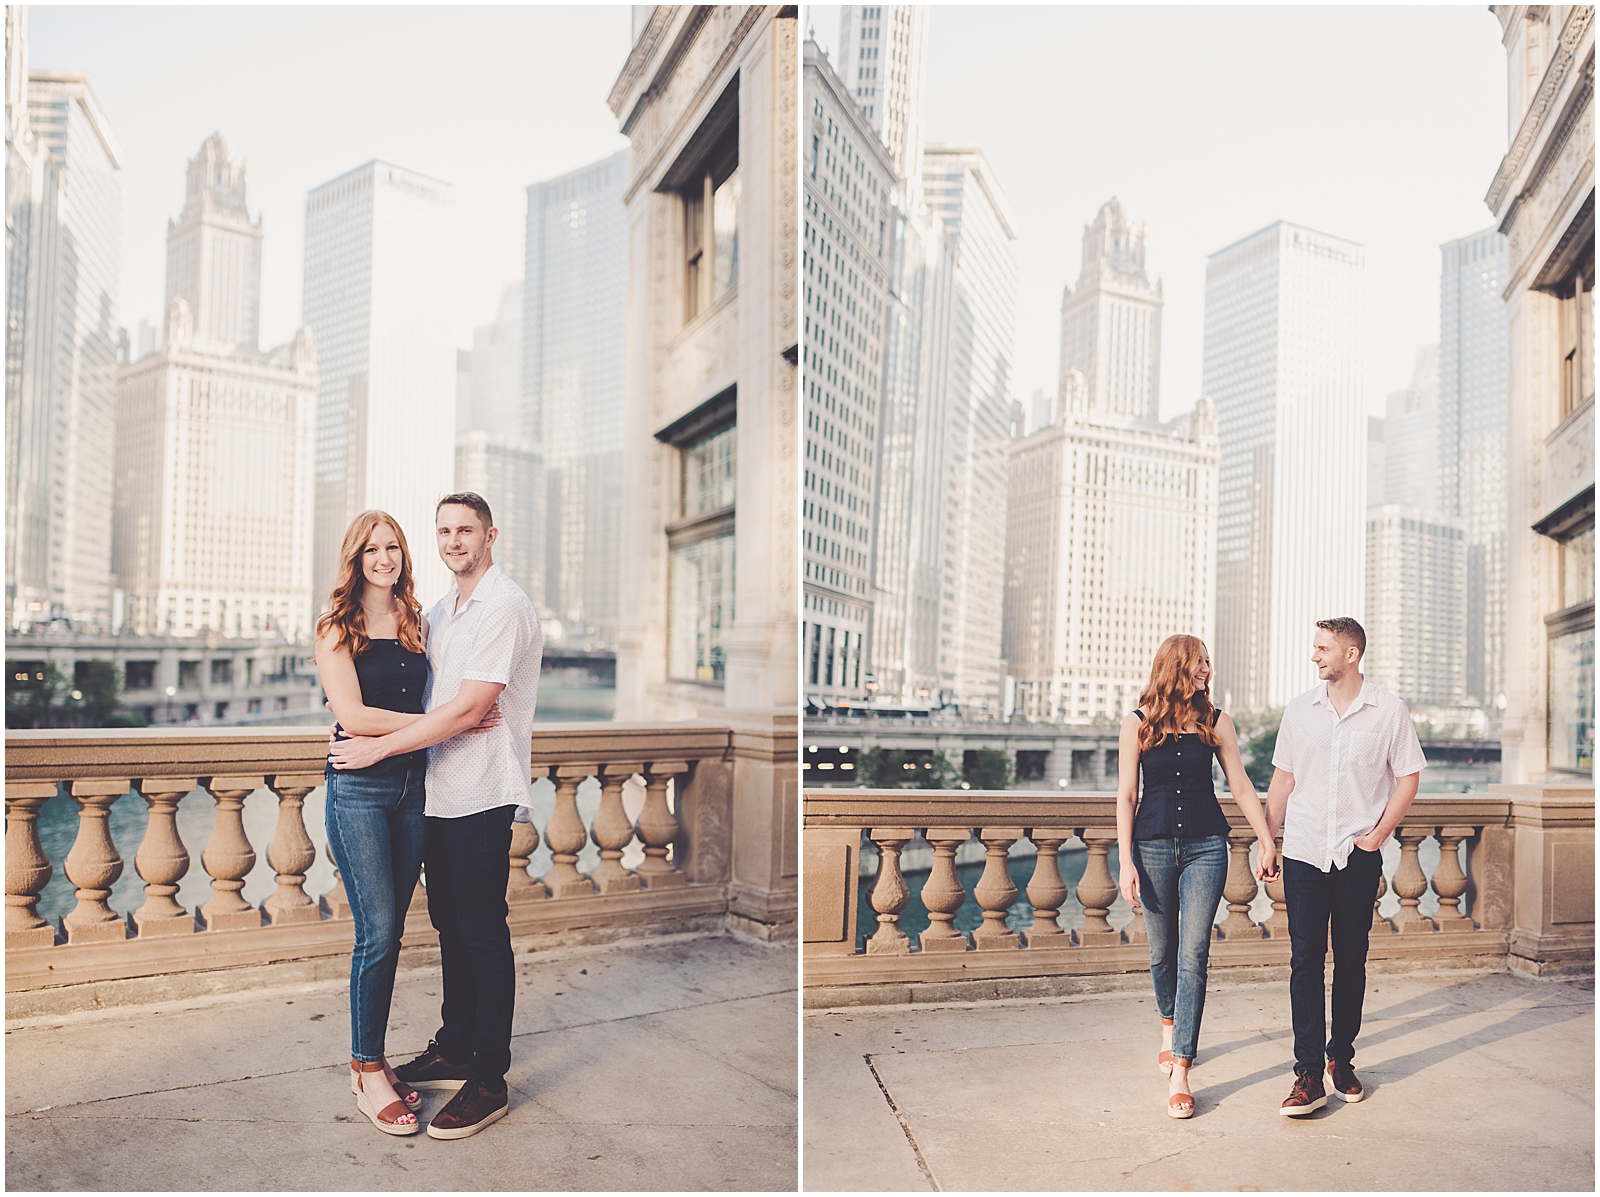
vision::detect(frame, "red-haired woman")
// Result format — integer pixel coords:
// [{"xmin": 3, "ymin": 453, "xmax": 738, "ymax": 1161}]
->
[
  {"xmin": 314, "ymin": 511, "xmax": 492, "ymax": 1135},
  {"xmin": 1116, "ymin": 634, "xmax": 1278, "ymax": 1119}
]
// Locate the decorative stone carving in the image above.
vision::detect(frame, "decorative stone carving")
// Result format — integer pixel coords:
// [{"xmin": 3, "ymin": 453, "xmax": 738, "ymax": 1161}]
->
[
  {"xmin": 132, "ymin": 778, "xmax": 197, "ymax": 937},
  {"xmin": 1218, "ymin": 829, "xmax": 1263, "ymax": 940},
  {"xmin": 544, "ymin": 766, "xmax": 598, "ymax": 899},
  {"xmin": 1074, "ymin": 829, "xmax": 1122, "ymax": 947},
  {"xmin": 322, "ymin": 840, "xmax": 350, "ymax": 920},
  {"xmin": 865, "ymin": 830, "xmax": 913, "ymax": 955},
  {"xmin": 1392, "ymin": 829, "xmax": 1435, "ymax": 933},
  {"xmin": 263, "ymin": 775, "xmax": 321, "ymax": 925},
  {"xmin": 1263, "ymin": 835, "xmax": 1290, "ymax": 938},
  {"xmin": 635, "ymin": 761, "xmax": 689, "ymax": 889},
  {"xmin": 918, "ymin": 828, "xmax": 972, "ymax": 953},
  {"xmin": 591, "ymin": 765, "xmax": 644, "ymax": 895},
  {"xmin": 1022, "ymin": 830, "xmax": 1071, "ymax": 944},
  {"xmin": 507, "ymin": 817, "xmax": 546, "ymax": 904},
  {"xmin": 1432, "ymin": 827, "xmax": 1477, "ymax": 931},
  {"xmin": 199, "ymin": 776, "xmax": 262, "ymax": 932},
  {"xmin": 6, "ymin": 782, "xmax": 59, "ymax": 948},
  {"xmin": 61, "ymin": 780, "xmax": 130, "ymax": 944},
  {"xmin": 971, "ymin": 828, "xmax": 1021, "ymax": 950}
]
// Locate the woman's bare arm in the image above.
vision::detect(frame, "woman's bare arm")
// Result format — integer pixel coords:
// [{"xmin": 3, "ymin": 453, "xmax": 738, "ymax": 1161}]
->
[
  {"xmin": 1116, "ymin": 712, "xmax": 1143, "ymax": 905},
  {"xmin": 1215, "ymin": 713, "xmax": 1277, "ymax": 880},
  {"xmin": 314, "ymin": 628, "xmax": 424, "ymax": 737}
]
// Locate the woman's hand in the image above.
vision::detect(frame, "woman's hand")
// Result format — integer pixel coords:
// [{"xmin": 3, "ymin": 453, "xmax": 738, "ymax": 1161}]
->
[
  {"xmin": 1253, "ymin": 836, "xmax": 1279, "ymax": 882},
  {"xmin": 463, "ymin": 700, "xmax": 502, "ymax": 736},
  {"xmin": 1118, "ymin": 852, "xmax": 1140, "ymax": 906}
]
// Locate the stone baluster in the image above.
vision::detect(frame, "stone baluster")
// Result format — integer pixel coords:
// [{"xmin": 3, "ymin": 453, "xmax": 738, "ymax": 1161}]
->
[
  {"xmin": 199, "ymin": 776, "xmax": 263, "ymax": 932},
  {"xmin": 1124, "ymin": 899, "xmax": 1149, "ymax": 945},
  {"xmin": 322, "ymin": 841, "xmax": 350, "ymax": 920},
  {"xmin": 1371, "ymin": 869, "xmax": 1392, "ymax": 932},
  {"xmin": 1263, "ymin": 835, "xmax": 1290, "ymax": 937},
  {"xmin": 6, "ymin": 782, "xmax": 59, "ymax": 948},
  {"xmin": 543, "ymin": 766, "xmax": 598, "ymax": 899},
  {"xmin": 635, "ymin": 761, "xmax": 689, "ymax": 889},
  {"xmin": 865, "ymin": 829, "xmax": 914, "ymax": 954},
  {"xmin": 1391, "ymin": 828, "xmax": 1435, "ymax": 933},
  {"xmin": 131, "ymin": 778, "xmax": 197, "ymax": 937},
  {"xmin": 1022, "ymin": 829, "xmax": 1071, "ymax": 946},
  {"xmin": 971, "ymin": 827, "xmax": 1022, "ymax": 950},
  {"xmin": 61, "ymin": 780, "xmax": 131, "ymax": 944},
  {"xmin": 1074, "ymin": 828, "xmax": 1122, "ymax": 947},
  {"xmin": 590, "ymin": 764, "xmax": 644, "ymax": 894},
  {"xmin": 1217, "ymin": 828, "xmax": 1263, "ymax": 940},
  {"xmin": 507, "ymin": 818, "xmax": 546, "ymax": 903},
  {"xmin": 917, "ymin": 828, "xmax": 972, "ymax": 953},
  {"xmin": 263, "ymin": 775, "xmax": 321, "ymax": 925},
  {"xmin": 1431, "ymin": 826, "xmax": 1477, "ymax": 931}
]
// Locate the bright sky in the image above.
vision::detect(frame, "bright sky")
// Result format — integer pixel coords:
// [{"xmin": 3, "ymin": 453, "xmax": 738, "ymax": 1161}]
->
[
  {"xmin": 808, "ymin": 5, "xmax": 1510, "ymax": 418},
  {"xmin": 28, "ymin": 5, "xmax": 632, "ymax": 353}
]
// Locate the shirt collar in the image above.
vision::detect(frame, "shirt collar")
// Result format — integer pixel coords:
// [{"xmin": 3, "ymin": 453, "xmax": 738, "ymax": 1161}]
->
[
  {"xmin": 439, "ymin": 562, "xmax": 502, "ymax": 617},
  {"xmin": 1310, "ymin": 678, "xmax": 1377, "ymax": 716}
]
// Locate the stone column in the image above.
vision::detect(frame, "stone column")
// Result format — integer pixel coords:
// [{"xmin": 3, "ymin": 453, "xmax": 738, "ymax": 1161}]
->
[
  {"xmin": 971, "ymin": 828, "xmax": 1021, "ymax": 950},
  {"xmin": 636, "ymin": 760, "xmax": 689, "ymax": 889},
  {"xmin": 1074, "ymin": 828, "xmax": 1122, "ymax": 947},
  {"xmin": 1263, "ymin": 835, "xmax": 1290, "ymax": 938},
  {"xmin": 543, "ymin": 766, "xmax": 598, "ymax": 899},
  {"xmin": 322, "ymin": 841, "xmax": 350, "ymax": 920},
  {"xmin": 864, "ymin": 829, "xmax": 913, "ymax": 955},
  {"xmin": 199, "ymin": 776, "xmax": 263, "ymax": 932},
  {"xmin": 1431, "ymin": 826, "xmax": 1477, "ymax": 931},
  {"xmin": 61, "ymin": 780, "xmax": 131, "ymax": 944},
  {"xmin": 131, "ymin": 778, "xmax": 197, "ymax": 937},
  {"xmin": 1022, "ymin": 830, "xmax": 1071, "ymax": 945},
  {"xmin": 6, "ymin": 782, "xmax": 59, "ymax": 948},
  {"xmin": 263, "ymin": 775, "xmax": 321, "ymax": 925},
  {"xmin": 507, "ymin": 816, "xmax": 547, "ymax": 904},
  {"xmin": 918, "ymin": 828, "xmax": 972, "ymax": 953},
  {"xmin": 1217, "ymin": 828, "xmax": 1262, "ymax": 940},
  {"xmin": 591, "ymin": 764, "xmax": 644, "ymax": 894},
  {"xmin": 1392, "ymin": 829, "xmax": 1435, "ymax": 933}
]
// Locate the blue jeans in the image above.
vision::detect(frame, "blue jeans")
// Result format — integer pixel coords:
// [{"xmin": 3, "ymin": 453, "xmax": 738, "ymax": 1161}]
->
[
  {"xmin": 1133, "ymin": 834, "xmax": 1229, "ymax": 1064},
  {"xmin": 324, "ymin": 765, "xmax": 426, "ymax": 1063}
]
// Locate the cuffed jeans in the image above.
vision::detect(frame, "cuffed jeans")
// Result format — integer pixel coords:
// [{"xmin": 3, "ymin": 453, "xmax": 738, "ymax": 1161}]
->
[
  {"xmin": 1133, "ymin": 833, "xmax": 1228, "ymax": 1064},
  {"xmin": 324, "ymin": 765, "xmax": 426, "ymax": 1063},
  {"xmin": 1284, "ymin": 847, "xmax": 1384, "ymax": 1073},
  {"xmin": 426, "ymin": 804, "xmax": 516, "ymax": 1086}
]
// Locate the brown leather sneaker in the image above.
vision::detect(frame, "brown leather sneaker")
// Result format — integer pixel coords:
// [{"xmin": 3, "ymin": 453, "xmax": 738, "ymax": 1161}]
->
[
  {"xmin": 394, "ymin": 1040, "xmax": 470, "ymax": 1092},
  {"xmin": 1279, "ymin": 1068, "xmax": 1327, "ymax": 1116},
  {"xmin": 426, "ymin": 1077, "xmax": 509, "ymax": 1140},
  {"xmin": 1327, "ymin": 1059, "xmax": 1364, "ymax": 1102}
]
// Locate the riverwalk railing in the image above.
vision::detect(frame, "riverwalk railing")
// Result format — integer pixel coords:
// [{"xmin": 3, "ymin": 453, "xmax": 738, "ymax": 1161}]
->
[
  {"xmin": 803, "ymin": 786, "xmax": 1594, "ymax": 1005},
  {"xmin": 6, "ymin": 719, "xmax": 797, "ymax": 1007}
]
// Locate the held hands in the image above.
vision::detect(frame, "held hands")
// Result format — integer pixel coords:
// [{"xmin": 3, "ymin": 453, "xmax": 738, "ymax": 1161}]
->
[
  {"xmin": 328, "ymin": 731, "xmax": 386, "ymax": 771},
  {"xmin": 463, "ymin": 700, "xmax": 502, "ymax": 736},
  {"xmin": 1118, "ymin": 853, "xmax": 1140, "ymax": 906},
  {"xmin": 1253, "ymin": 836, "xmax": 1280, "ymax": 883}
]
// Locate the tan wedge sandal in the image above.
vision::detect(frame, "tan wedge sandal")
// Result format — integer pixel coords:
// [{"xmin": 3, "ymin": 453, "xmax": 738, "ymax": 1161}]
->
[{"xmin": 354, "ymin": 1060, "xmax": 421, "ymax": 1135}]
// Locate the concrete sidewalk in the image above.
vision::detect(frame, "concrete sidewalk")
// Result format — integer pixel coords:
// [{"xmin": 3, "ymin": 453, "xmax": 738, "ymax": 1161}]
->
[
  {"xmin": 804, "ymin": 967, "xmax": 1594, "ymax": 1192},
  {"xmin": 6, "ymin": 934, "xmax": 797, "ymax": 1192}
]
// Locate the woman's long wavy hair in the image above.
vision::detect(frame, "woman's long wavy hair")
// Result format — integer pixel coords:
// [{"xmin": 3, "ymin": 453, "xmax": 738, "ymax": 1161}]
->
[
  {"xmin": 314, "ymin": 510, "xmax": 425, "ymax": 661},
  {"xmin": 1136, "ymin": 634, "xmax": 1219, "ymax": 753}
]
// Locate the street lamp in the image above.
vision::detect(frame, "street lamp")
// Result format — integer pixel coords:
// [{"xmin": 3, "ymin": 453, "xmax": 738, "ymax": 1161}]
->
[{"xmin": 164, "ymin": 685, "xmax": 176, "ymax": 725}]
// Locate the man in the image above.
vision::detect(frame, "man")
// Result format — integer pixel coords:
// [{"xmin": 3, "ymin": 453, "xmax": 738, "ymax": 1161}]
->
[
  {"xmin": 330, "ymin": 492, "xmax": 542, "ymax": 1140},
  {"xmin": 1265, "ymin": 616, "xmax": 1425, "ymax": 1116}
]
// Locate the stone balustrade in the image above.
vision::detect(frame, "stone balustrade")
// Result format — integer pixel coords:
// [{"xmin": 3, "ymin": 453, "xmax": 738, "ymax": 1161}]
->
[
  {"xmin": 6, "ymin": 718, "xmax": 797, "ymax": 1007},
  {"xmin": 803, "ymin": 786, "xmax": 1594, "ymax": 1005}
]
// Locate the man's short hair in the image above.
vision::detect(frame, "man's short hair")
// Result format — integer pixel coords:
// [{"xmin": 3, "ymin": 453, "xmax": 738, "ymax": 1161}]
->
[
  {"xmin": 436, "ymin": 491, "xmax": 494, "ymax": 529},
  {"xmin": 1317, "ymin": 616, "xmax": 1366, "ymax": 659}
]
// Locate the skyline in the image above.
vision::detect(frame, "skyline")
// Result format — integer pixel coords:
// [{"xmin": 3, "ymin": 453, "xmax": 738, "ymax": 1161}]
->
[
  {"xmin": 809, "ymin": 5, "xmax": 1510, "ymax": 419},
  {"xmin": 27, "ymin": 5, "xmax": 632, "ymax": 354}
]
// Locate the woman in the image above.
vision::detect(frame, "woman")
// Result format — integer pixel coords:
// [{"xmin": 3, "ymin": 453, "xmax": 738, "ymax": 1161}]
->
[
  {"xmin": 1115, "ymin": 634, "xmax": 1277, "ymax": 1119},
  {"xmin": 315, "ymin": 510, "xmax": 493, "ymax": 1135}
]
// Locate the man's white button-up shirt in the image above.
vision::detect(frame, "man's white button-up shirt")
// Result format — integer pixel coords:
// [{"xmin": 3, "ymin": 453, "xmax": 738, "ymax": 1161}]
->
[
  {"xmin": 423, "ymin": 563, "xmax": 543, "ymax": 818},
  {"xmin": 1273, "ymin": 678, "xmax": 1427, "ymax": 872}
]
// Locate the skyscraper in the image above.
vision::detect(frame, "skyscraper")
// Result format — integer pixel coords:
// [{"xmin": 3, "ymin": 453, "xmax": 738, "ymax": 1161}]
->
[
  {"xmin": 523, "ymin": 149, "xmax": 627, "ymax": 648},
  {"xmin": 803, "ymin": 39, "xmax": 893, "ymax": 704},
  {"xmin": 164, "ymin": 132, "xmax": 261, "ymax": 351},
  {"xmin": 7, "ymin": 69, "xmax": 121, "ymax": 632},
  {"xmin": 1384, "ymin": 344, "xmax": 1440, "ymax": 513},
  {"xmin": 1438, "ymin": 227, "xmax": 1509, "ymax": 710},
  {"xmin": 1364, "ymin": 505, "xmax": 1466, "ymax": 706},
  {"xmin": 302, "ymin": 161, "xmax": 455, "ymax": 607},
  {"xmin": 1205, "ymin": 221, "xmax": 1365, "ymax": 710},
  {"xmin": 921, "ymin": 143, "xmax": 1017, "ymax": 712},
  {"xmin": 834, "ymin": 5, "xmax": 928, "ymax": 205},
  {"xmin": 1058, "ymin": 197, "xmax": 1163, "ymax": 421}
]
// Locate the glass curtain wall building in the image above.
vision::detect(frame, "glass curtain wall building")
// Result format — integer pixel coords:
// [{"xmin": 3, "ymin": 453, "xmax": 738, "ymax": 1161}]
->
[
  {"xmin": 303, "ymin": 160, "xmax": 455, "ymax": 607},
  {"xmin": 523, "ymin": 149, "xmax": 628, "ymax": 648},
  {"xmin": 1205, "ymin": 221, "xmax": 1365, "ymax": 711}
]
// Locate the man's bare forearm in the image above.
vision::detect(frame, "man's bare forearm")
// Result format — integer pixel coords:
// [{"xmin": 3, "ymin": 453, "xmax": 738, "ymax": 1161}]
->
[
  {"xmin": 1264, "ymin": 768, "xmax": 1294, "ymax": 839},
  {"xmin": 366, "ymin": 694, "xmax": 493, "ymax": 760},
  {"xmin": 1365, "ymin": 772, "xmax": 1420, "ymax": 844}
]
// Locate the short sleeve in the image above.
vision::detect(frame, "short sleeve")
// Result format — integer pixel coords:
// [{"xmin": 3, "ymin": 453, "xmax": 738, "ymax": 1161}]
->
[
  {"xmin": 1389, "ymin": 704, "xmax": 1428, "ymax": 777},
  {"xmin": 462, "ymin": 597, "xmax": 532, "ymax": 686},
  {"xmin": 1271, "ymin": 709, "xmax": 1295, "ymax": 773}
]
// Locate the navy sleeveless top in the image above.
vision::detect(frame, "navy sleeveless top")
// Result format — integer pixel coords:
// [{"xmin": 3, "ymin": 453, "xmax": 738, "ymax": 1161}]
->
[
  {"xmin": 329, "ymin": 638, "xmax": 429, "ymax": 776},
  {"xmin": 1131, "ymin": 707, "xmax": 1231, "ymax": 840}
]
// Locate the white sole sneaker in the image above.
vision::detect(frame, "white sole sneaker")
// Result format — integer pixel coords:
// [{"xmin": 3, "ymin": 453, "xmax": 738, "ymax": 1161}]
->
[
  {"xmin": 1279, "ymin": 1093, "xmax": 1327, "ymax": 1116},
  {"xmin": 426, "ymin": 1100, "xmax": 509, "ymax": 1140}
]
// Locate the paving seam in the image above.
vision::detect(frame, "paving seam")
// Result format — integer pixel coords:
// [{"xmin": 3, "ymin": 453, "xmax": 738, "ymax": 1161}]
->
[{"xmin": 863, "ymin": 1053, "xmax": 940, "ymax": 1192}]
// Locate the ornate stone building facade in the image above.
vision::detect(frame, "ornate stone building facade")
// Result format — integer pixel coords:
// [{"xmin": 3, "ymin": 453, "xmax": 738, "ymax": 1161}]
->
[
  {"xmin": 1486, "ymin": 4, "xmax": 1594, "ymax": 780},
  {"xmin": 1059, "ymin": 198, "xmax": 1163, "ymax": 422}
]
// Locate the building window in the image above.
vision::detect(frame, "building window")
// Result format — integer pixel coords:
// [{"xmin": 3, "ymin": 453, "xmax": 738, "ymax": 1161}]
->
[
  {"xmin": 1560, "ymin": 271, "xmax": 1595, "ymax": 418},
  {"xmin": 125, "ymin": 660, "xmax": 157, "ymax": 691},
  {"xmin": 683, "ymin": 129, "xmax": 739, "ymax": 321},
  {"xmin": 211, "ymin": 659, "xmax": 232, "ymax": 686},
  {"xmin": 1563, "ymin": 523, "xmax": 1595, "ymax": 610},
  {"xmin": 178, "ymin": 660, "xmax": 200, "ymax": 689},
  {"xmin": 1549, "ymin": 626, "xmax": 1594, "ymax": 774}
]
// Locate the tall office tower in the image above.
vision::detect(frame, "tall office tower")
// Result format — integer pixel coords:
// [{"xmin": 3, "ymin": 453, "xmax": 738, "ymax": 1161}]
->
[
  {"xmin": 303, "ymin": 161, "xmax": 455, "ymax": 608},
  {"xmin": 802, "ymin": 41, "xmax": 893, "ymax": 704},
  {"xmin": 1438, "ymin": 227, "xmax": 1509, "ymax": 709},
  {"xmin": 113, "ymin": 135, "xmax": 318, "ymax": 641},
  {"xmin": 1364, "ymin": 505, "xmax": 1466, "ymax": 706},
  {"xmin": 1058, "ymin": 197, "xmax": 1163, "ymax": 421},
  {"xmin": 7, "ymin": 71, "xmax": 121, "ymax": 632},
  {"xmin": 1384, "ymin": 345, "xmax": 1440, "ymax": 512},
  {"xmin": 1367, "ymin": 417, "xmax": 1386, "ymax": 507},
  {"xmin": 1205, "ymin": 221, "xmax": 1365, "ymax": 710},
  {"xmin": 922, "ymin": 143, "xmax": 1017, "ymax": 712},
  {"xmin": 834, "ymin": 4, "xmax": 928, "ymax": 204},
  {"xmin": 1004, "ymin": 379, "xmax": 1219, "ymax": 723},
  {"xmin": 164, "ymin": 133, "xmax": 261, "ymax": 351},
  {"xmin": 524, "ymin": 149, "xmax": 627, "ymax": 648}
]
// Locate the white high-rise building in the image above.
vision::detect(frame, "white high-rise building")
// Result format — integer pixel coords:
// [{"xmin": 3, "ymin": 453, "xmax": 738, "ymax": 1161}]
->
[
  {"xmin": 1438, "ymin": 227, "xmax": 1509, "ymax": 709},
  {"xmin": 1205, "ymin": 221, "xmax": 1366, "ymax": 710},
  {"xmin": 7, "ymin": 69, "xmax": 121, "ymax": 632},
  {"xmin": 1366, "ymin": 416, "xmax": 1387, "ymax": 507},
  {"xmin": 113, "ymin": 135, "xmax": 318, "ymax": 642},
  {"xmin": 803, "ymin": 40, "xmax": 893, "ymax": 704},
  {"xmin": 524, "ymin": 149, "xmax": 628, "ymax": 649},
  {"xmin": 921, "ymin": 143, "xmax": 1016, "ymax": 713},
  {"xmin": 1364, "ymin": 505, "xmax": 1466, "ymax": 706},
  {"xmin": 1384, "ymin": 345, "xmax": 1440, "ymax": 513},
  {"xmin": 1005, "ymin": 376, "xmax": 1219, "ymax": 724},
  {"xmin": 1058, "ymin": 197, "xmax": 1162, "ymax": 421},
  {"xmin": 834, "ymin": 5, "xmax": 928, "ymax": 204},
  {"xmin": 303, "ymin": 161, "xmax": 455, "ymax": 607}
]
